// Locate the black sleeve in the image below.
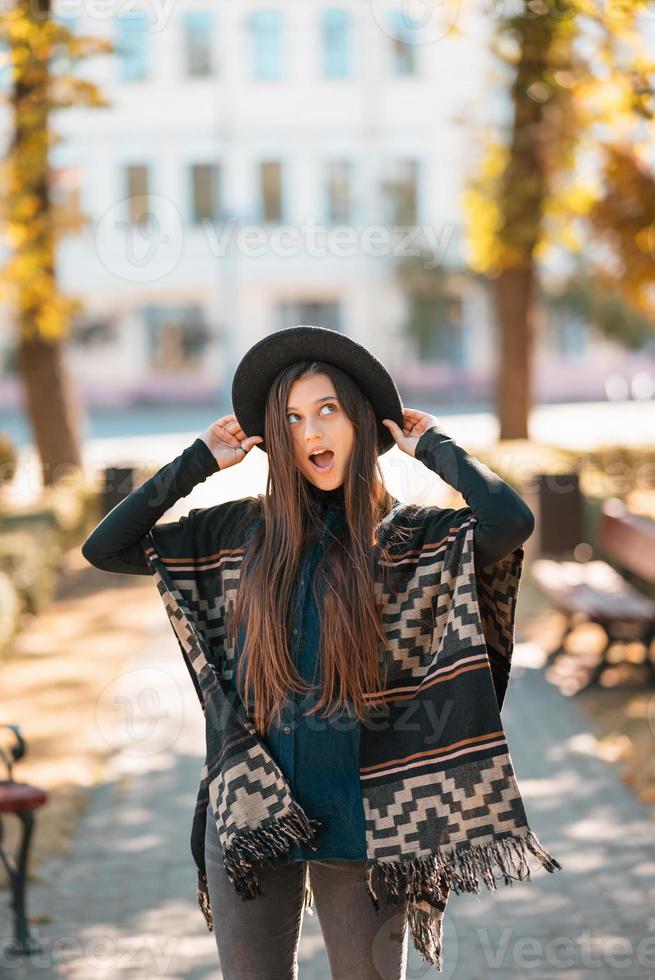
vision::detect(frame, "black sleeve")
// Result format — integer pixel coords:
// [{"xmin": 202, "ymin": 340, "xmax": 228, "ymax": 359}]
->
[
  {"xmin": 414, "ymin": 425, "xmax": 535, "ymax": 569},
  {"xmin": 81, "ymin": 437, "xmax": 220, "ymax": 576}
]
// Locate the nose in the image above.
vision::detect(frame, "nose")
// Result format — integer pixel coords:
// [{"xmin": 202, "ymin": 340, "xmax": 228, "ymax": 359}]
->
[{"xmin": 304, "ymin": 423, "xmax": 323, "ymax": 443}]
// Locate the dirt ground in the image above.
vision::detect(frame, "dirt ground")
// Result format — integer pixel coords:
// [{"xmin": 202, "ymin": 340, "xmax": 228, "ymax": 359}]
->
[
  {"xmin": 1, "ymin": 548, "xmax": 653, "ymax": 897},
  {"xmin": 0, "ymin": 546, "xmax": 163, "ymax": 887}
]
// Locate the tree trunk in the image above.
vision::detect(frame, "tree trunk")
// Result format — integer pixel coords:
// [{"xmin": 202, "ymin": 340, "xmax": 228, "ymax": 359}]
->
[
  {"xmin": 495, "ymin": 265, "xmax": 536, "ymax": 440},
  {"xmin": 10, "ymin": 0, "xmax": 83, "ymax": 486},
  {"xmin": 493, "ymin": 8, "xmax": 558, "ymax": 440},
  {"xmin": 17, "ymin": 334, "xmax": 82, "ymax": 485}
]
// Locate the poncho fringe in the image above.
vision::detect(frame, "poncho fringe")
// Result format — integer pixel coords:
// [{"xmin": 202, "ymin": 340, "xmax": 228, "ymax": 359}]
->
[
  {"xmin": 195, "ymin": 819, "xmax": 561, "ymax": 970},
  {"xmin": 195, "ymin": 801, "xmax": 321, "ymax": 931}
]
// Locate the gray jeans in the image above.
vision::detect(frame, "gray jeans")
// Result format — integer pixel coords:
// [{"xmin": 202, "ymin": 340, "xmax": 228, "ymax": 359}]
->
[{"xmin": 204, "ymin": 803, "xmax": 409, "ymax": 980}]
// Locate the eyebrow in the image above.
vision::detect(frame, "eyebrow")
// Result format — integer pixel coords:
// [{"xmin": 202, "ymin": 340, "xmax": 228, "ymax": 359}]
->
[{"xmin": 286, "ymin": 396, "xmax": 337, "ymax": 411}]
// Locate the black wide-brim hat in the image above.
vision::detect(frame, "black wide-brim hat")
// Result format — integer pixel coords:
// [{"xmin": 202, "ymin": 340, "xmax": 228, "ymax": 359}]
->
[{"xmin": 231, "ymin": 325, "xmax": 405, "ymax": 455}]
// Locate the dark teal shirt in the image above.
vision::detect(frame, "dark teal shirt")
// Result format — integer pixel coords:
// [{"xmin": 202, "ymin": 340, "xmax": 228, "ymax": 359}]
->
[{"xmin": 232, "ymin": 482, "xmax": 369, "ymax": 862}]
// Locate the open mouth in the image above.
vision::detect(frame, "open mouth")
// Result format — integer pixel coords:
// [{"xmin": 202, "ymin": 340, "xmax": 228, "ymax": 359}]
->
[{"xmin": 308, "ymin": 450, "xmax": 334, "ymax": 472}]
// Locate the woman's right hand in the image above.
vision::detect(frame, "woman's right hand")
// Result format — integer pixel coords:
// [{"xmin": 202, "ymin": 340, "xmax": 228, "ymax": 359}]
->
[{"xmin": 200, "ymin": 414, "xmax": 264, "ymax": 470}]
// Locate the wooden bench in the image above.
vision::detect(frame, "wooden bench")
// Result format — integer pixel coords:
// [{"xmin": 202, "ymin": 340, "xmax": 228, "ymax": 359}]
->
[
  {"xmin": 0, "ymin": 724, "xmax": 48, "ymax": 955},
  {"xmin": 531, "ymin": 498, "xmax": 655, "ymax": 691}
]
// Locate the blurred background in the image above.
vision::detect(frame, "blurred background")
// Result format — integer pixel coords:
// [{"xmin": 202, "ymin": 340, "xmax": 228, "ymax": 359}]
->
[{"xmin": 0, "ymin": 1, "xmax": 655, "ymax": 977}]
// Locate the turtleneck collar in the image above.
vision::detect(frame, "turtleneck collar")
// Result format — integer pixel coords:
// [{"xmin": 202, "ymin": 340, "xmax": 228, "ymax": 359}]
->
[{"xmin": 305, "ymin": 479, "xmax": 345, "ymax": 512}]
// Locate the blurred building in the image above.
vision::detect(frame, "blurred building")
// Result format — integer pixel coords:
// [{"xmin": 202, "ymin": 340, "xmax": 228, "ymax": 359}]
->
[{"xmin": 0, "ymin": 1, "xmax": 652, "ymax": 410}]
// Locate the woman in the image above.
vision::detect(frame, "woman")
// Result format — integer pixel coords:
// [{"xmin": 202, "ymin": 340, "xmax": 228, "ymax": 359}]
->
[{"xmin": 82, "ymin": 325, "xmax": 560, "ymax": 979}]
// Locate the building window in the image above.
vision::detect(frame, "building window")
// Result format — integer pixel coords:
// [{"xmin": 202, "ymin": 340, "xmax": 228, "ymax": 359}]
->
[
  {"xmin": 51, "ymin": 165, "xmax": 83, "ymax": 228},
  {"xmin": 555, "ymin": 314, "xmax": 588, "ymax": 359},
  {"xmin": 381, "ymin": 159, "xmax": 419, "ymax": 225},
  {"xmin": 182, "ymin": 10, "xmax": 214, "ymax": 78},
  {"xmin": 258, "ymin": 161, "xmax": 284, "ymax": 222},
  {"xmin": 125, "ymin": 165, "xmax": 150, "ymax": 224},
  {"xmin": 116, "ymin": 12, "xmax": 149, "ymax": 82},
  {"xmin": 0, "ymin": 39, "xmax": 10, "ymax": 94},
  {"xmin": 321, "ymin": 9, "xmax": 351, "ymax": 78},
  {"xmin": 389, "ymin": 8, "xmax": 417, "ymax": 76},
  {"xmin": 325, "ymin": 160, "xmax": 352, "ymax": 224},
  {"xmin": 249, "ymin": 10, "xmax": 283, "ymax": 79},
  {"xmin": 190, "ymin": 163, "xmax": 221, "ymax": 224},
  {"xmin": 70, "ymin": 315, "xmax": 118, "ymax": 349},
  {"xmin": 276, "ymin": 300, "xmax": 342, "ymax": 333},
  {"xmin": 415, "ymin": 297, "xmax": 464, "ymax": 365},
  {"xmin": 143, "ymin": 305, "xmax": 212, "ymax": 371}
]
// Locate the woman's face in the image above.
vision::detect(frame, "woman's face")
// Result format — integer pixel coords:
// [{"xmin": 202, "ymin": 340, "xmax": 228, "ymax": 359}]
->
[{"xmin": 286, "ymin": 372, "xmax": 355, "ymax": 489}]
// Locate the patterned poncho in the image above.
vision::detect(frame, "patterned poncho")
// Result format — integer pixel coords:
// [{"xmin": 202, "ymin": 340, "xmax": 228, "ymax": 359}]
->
[{"xmin": 141, "ymin": 494, "xmax": 562, "ymax": 972}]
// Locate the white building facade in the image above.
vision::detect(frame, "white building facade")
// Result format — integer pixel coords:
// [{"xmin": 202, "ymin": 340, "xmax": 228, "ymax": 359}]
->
[{"xmin": 0, "ymin": 0, "xmax": 650, "ymax": 409}]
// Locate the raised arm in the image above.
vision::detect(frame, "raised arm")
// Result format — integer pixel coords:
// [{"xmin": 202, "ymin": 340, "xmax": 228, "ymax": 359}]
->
[
  {"xmin": 414, "ymin": 425, "xmax": 535, "ymax": 569},
  {"xmin": 82, "ymin": 415, "xmax": 264, "ymax": 575},
  {"xmin": 81, "ymin": 437, "xmax": 221, "ymax": 575}
]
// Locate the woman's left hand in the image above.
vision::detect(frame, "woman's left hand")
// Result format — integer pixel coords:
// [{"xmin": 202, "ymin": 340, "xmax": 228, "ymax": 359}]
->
[{"xmin": 382, "ymin": 409, "xmax": 439, "ymax": 458}]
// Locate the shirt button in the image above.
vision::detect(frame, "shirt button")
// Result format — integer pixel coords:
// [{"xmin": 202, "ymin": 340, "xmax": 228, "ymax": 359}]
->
[
  {"xmin": 293, "ymin": 628, "xmax": 298, "ymax": 636},
  {"xmin": 282, "ymin": 725, "xmax": 291, "ymax": 734}
]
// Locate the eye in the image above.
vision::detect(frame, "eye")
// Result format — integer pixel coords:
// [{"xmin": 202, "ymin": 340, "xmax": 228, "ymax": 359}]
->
[{"xmin": 287, "ymin": 403, "xmax": 337, "ymax": 424}]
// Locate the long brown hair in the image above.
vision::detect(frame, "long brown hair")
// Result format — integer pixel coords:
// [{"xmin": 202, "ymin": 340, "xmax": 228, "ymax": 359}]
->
[{"xmin": 226, "ymin": 359, "xmax": 399, "ymax": 737}]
